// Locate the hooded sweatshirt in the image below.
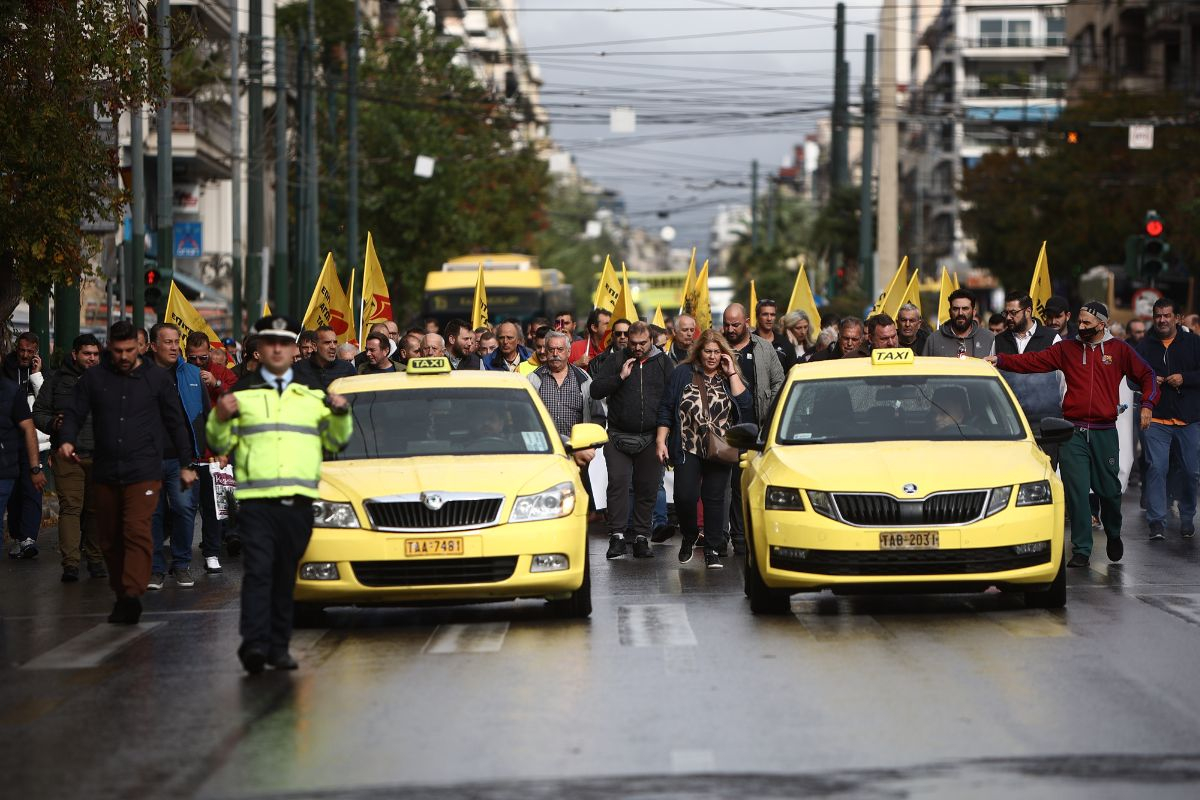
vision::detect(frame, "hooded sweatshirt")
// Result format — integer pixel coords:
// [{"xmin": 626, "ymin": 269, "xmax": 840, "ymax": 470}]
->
[
  {"xmin": 922, "ymin": 320, "xmax": 996, "ymax": 359},
  {"xmin": 994, "ymin": 331, "xmax": 1158, "ymax": 428}
]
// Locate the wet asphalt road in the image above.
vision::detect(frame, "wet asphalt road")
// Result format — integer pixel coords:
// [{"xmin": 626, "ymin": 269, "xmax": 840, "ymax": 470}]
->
[{"xmin": 5, "ymin": 495, "xmax": 1200, "ymax": 799}]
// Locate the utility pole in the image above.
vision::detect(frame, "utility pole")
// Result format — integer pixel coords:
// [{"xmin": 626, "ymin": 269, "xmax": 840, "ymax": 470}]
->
[
  {"xmin": 156, "ymin": 0, "xmax": 172, "ymax": 321},
  {"xmin": 307, "ymin": 0, "xmax": 320, "ymax": 283},
  {"xmin": 246, "ymin": 0, "xmax": 264, "ymax": 314},
  {"xmin": 129, "ymin": 2, "xmax": 146, "ymax": 330},
  {"xmin": 296, "ymin": 28, "xmax": 309, "ymax": 294},
  {"xmin": 858, "ymin": 34, "xmax": 876, "ymax": 300},
  {"xmin": 274, "ymin": 34, "xmax": 290, "ymax": 317},
  {"xmin": 229, "ymin": 0, "xmax": 242, "ymax": 338},
  {"xmin": 750, "ymin": 159, "xmax": 759, "ymax": 251},
  {"xmin": 766, "ymin": 178, "xmax": 778, "ymax": 250},
  {"xmin": 347, "ymin": 0, "xmax": 360, "ymax": 286},
  {"xmin": 878, "ymin": 0, "xmax": 900, "ymax": 287},
  {"xmin": 832, "ymin": 3, "xmax": 850, "ymax": 189}
]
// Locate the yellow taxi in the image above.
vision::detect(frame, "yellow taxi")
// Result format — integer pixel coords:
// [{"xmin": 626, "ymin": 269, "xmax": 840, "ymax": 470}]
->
[
  {"xmin": 727, "ymin": 348, "xmax": 1072, "ymax": 614},
  {"xmin": 293, "ymin": 357, "xmax": 607, "ymax": 621}
]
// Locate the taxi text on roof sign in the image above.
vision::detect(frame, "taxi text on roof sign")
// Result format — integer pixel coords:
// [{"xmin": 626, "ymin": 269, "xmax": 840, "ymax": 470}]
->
[
  {"xmin": 870, "ymin": 347, "xmax": 915, "ymax": 366},
  {"xmin": 406, "ymin": 356, "xmax": 453, "ymax": 374}
]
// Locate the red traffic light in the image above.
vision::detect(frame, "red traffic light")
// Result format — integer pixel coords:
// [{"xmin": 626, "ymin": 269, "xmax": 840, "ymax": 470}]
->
[
  {"xmin": 145, "ymin": 268, "xmax": 160, "ymax": 285},
  {"xmin": 1145, "ymin": 219, "xmax": 1164, "ymax": 238}
]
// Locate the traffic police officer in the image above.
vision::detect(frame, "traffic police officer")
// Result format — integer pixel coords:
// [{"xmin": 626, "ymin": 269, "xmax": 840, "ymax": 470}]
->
[{"xmin": 207, "ymin": 316, "xmax": 353, "ymax": 673}]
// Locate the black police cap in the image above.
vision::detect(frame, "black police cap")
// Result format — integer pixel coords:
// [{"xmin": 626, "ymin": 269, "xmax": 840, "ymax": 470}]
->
[{"xmin": 250, "ymin": 314, "xmax": 301, "ymax": 342}]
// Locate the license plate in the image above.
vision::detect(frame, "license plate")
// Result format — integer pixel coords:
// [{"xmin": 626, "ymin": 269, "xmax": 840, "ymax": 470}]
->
[
  {"xmin": 405, "ymin": 537, "xmax": 464, "ymax": 556},
  {"xmin": 880, "ymin": 531, "xmax": 939, "ymax": 550}
]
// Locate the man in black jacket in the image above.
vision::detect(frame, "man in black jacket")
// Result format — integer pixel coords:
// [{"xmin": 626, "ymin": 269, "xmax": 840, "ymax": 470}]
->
[
  {"xmin": 32, "ymin": 334, "xmax": 106, "ymax": 581},
  {"xmin": 591, "ymin": 321, "xmax": 672, "ymax": 560},
  {"xmin": 293, "ymin": 325, "xmax": 356, "ymax": 389},
  {"xmin": 58, "ymin": 321, "xmax": 195, "ymax": 624},
  {"xmin": 1136, "ymin": 297, "xmax": 1200, "ymax": 540}
]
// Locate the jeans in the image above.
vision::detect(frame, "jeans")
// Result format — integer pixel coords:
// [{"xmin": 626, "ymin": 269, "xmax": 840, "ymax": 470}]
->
[
  {"xmin": 1143, "ymin": 422, "xmax": 1200, "ymax": 529},
  {"xmin": 151, "ymin": 459, "xmax": 199, "ymax": 573},
  {"xmin": 674, "ymin": 452, "xmax": 733, "ymax": 552},
  {"xmin": 0, "ymin": 478, "xmax": 16, "ymax": 531},
  {"xmin": 5, "ymin": 456, "xmax": 44, "ymax": 542}
]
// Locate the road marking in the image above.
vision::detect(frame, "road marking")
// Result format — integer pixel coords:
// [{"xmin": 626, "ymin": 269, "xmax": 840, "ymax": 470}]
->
[
  {"xmin": 21, "ymin": 622, "xmax": 164, "ymax": 670},
  {"xmin": 618, "ymin": 604, "xmax": 697, "ymax": 647},
  {"xmin": 422, "ymin": 622, "xmax": 509, "ymax": 654},
  {"xmin": 1138, "ymin": 594, "xmax": 1200, "ymax": 627},
  {"xmin": 670, "ymin": 749, "xmax": 715, "ymax": 773}
]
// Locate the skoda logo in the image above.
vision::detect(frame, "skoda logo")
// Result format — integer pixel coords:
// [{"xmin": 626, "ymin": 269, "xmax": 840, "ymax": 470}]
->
[
  {"xmin": 902, "ymin": 483, "xmax": 918, "ymax": 495},
  {"xmin": 421, "ymin": 492, "xmax": 445, "ymax": 511}
]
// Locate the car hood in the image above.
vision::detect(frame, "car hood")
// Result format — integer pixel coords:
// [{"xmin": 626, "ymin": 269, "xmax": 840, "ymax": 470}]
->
[
  {"xmin": 318, "ymin": 455, "xmax": 572, "ymax": 503},
  {"xmin": 762, "ymin": 439, "xmax": 1052, "ymax": 496}
]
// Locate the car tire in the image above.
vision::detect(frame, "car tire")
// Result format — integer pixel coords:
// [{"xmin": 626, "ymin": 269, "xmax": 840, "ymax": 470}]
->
[
  {"xmin": 548, "ymin": 552, "xmax": 592, "ymax": 619},
  {"xmin": 746, "ymin": 549, "xmax": 791, "ymax": 615},
  {"xmin": 293, "ymin": 602, "xmax": 327, "ymax": 628},
  {"xmin": 1024, "ymin": 549, "xmax": 1067, "ymax": 609}
]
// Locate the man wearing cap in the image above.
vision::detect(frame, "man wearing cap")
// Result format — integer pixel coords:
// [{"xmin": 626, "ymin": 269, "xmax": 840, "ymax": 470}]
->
[
  {"xmin": 987, "ymin": 302, "xmax": 1159, "ymax": 567},
  {"xmin": 1043, "ymin": 295, "xmax": 1077, "ymax": 341},
  {"xmin": 207, "ymin": 315, "xmax": 353, "ymax": 673}
]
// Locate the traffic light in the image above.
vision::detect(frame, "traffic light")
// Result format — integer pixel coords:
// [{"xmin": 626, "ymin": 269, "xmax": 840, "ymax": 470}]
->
[
  {"xmin": 144, "ymin": 266, "xmax": 163, "ymax": 307},
  {"xmin": 1140, "ymin": 209, "xmax": 1168, "ymax": 279}
]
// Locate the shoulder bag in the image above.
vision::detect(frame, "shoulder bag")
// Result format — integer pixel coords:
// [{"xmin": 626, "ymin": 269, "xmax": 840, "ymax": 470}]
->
[{"xmin": 694, "ymin": 372, "xmax": 739, "ymax": 465}]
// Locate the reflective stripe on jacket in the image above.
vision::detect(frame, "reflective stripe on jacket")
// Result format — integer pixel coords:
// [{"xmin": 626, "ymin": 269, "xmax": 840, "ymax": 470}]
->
[{"xmin": 206, "ymin": 376, "xmax": 352, "ymax": 500}]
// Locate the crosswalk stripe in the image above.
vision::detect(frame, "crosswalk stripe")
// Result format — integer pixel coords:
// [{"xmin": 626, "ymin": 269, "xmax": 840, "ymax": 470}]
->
[
  {"xmin": 21, "ymin": 622, "xmax": 164, "ymax": 670},
  {"xmin": 422, "ymin": 622, "xmax": 509, "ymax": 654},
  {"xmin": 618, "ymin": 604, "xmax": 697, "ymax": 647}
]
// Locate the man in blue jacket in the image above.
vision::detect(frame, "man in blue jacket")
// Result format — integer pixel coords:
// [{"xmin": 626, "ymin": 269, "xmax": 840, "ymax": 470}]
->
[
  {"xmin": 146, "ymin": 323, "xmax": 209, "ymax": 590},
  {"xmin": 1136, "ymin": 297, "xmax": 1200, "ymax": 540}
]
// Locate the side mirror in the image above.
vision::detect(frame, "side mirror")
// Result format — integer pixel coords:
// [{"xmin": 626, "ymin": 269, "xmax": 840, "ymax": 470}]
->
[
  {"xmin": 1035, "ymin": 417, "xmax": 1074, "ymax": 447},
  {"xmin": 566, "ymin": 422, "xmax": 608, "ymax": 453},
  {"xmin": 724, "ymin": 422, "xmax": 762, "ymax": 451}
]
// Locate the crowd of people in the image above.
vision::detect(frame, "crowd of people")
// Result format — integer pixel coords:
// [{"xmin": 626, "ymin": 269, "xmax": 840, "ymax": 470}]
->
[{"xmin": 0, "ymin": 286, "xmax": 1192, "ymax": 665}]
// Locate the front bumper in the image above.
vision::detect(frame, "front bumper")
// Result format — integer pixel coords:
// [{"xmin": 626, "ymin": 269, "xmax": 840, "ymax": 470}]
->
[
  {"xmin": 751, "ymin": 500, "xmax": 1064, "ymax": 591},
  {"xmin": 293, "ymin": 514, "xmax": 588, "ymax": 604}
]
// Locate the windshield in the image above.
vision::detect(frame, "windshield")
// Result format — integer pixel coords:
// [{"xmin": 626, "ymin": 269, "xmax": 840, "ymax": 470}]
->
[
  {"xmin": 329, "ymin": 388, "xmax": 555, "ymax": 459},
  {"xmin": 775, "ymin": 375, "xmax": 1026, "ymax": 444}
]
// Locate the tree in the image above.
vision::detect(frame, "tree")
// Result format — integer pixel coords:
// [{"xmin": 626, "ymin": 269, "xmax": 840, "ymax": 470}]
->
[
  {"xmin": 532, "ymin": 181, "xmax": 622, "ymax": 319},
  {"xmin": 0, "ymin": 1, "xmax": 165, "ymax": 328}
]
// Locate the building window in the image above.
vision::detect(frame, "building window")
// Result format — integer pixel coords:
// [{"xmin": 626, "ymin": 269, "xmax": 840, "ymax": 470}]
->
[
  {"xmin": 1007, "ymin": 20, "xmax": 1031, "ymax": 47},
  {"xmin": 979, "ymin": 19, "xmax": 1003, "ymax": 47},
  {"xmin": 1047, "ymin": 17, "xmax": 1066, "ymax": 47}
]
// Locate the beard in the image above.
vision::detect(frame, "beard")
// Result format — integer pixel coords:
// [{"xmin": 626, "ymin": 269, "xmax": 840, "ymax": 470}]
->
[{"xmin": 950, "ymin": 316, "xmax": 972, "ymax": 333}]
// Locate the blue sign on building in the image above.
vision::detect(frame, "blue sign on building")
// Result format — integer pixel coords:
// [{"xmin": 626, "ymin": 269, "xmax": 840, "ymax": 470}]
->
[{"xmin": 174, "ymin": 221, "xmax": 203, "ymax": 258}]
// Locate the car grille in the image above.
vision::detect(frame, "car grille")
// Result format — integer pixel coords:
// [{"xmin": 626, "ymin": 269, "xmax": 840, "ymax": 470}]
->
[
  {"xmin": 770, "ymin": 545, "xmax": 1051, "ymax": 576},
  {"xmin": 351, "ymin": 557, "xmax": 519, "ymax": 587},
  {"xmin": 832, "ymin": 491, "xmax": 987, "ymax": 526},
  {"xmin": 364, "ymin": 498, "xmax": 503, "ymax": 531}
]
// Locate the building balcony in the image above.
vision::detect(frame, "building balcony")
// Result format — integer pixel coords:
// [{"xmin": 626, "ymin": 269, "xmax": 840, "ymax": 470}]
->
[
  {"xmin": 146, "ymin": 98, "xmax": 232, "ymax": 181},
  {"xmin": 962, "ymin": 82, "xmax": 1066, "ymax": 99}
]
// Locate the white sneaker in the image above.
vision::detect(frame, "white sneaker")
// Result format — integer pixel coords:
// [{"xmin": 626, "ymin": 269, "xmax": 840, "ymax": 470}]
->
[{"xmin": 204, "ymin": 556, "xmax": 222, "ymax": 574}]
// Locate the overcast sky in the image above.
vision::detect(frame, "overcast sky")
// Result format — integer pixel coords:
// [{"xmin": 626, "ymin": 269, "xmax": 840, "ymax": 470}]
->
[{"xmin": 516, "ymin": 1, "xmax": 882, "ymax": 263}]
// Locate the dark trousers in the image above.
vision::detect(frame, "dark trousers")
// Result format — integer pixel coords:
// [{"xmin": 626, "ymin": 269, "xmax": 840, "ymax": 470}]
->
[
  {"xmin": 1060, "ymin": 428, "xmax": 1121, "ymax": 558},
  {"xmin": 5, "ymin": 455, "xmax": 44, "ymax": 542},
  {"xmin": 674, "ymin": 452, "xmax": 733, "ymax": 552},
  {"xmin": 196, "ymin": 463, "xmax": 225, "ymax": 558},
  {"xmin": 727, "ymin": 461, "xmax": 746, "ymax": 548},
  {"xmin": 92, "ymin": 480, "xmax": 161, "ymax": 598},
  {"xmin": 238, "ymin": 498, "xmax": 313, "ymax": 653},
  {"xmin": 603, "ymin": 440, "xmax": 664, "ymax": 539}
]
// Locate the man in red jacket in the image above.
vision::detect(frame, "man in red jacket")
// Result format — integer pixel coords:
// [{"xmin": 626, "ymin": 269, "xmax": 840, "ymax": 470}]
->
[{"xmin": 987, "ymin": 302, "xmax": 1158, "ymax": 567}]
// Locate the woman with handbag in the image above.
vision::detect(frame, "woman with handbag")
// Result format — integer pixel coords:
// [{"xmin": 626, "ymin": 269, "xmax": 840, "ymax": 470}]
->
[{"xmin": 655, "ymin": 330, "xmax": 753, "ymax": 569}]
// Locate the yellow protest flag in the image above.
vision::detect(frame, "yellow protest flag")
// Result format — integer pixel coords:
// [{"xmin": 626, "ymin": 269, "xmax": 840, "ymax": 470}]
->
[
  {"xmin": 593, "ymin": 255, "xmax": 621, "ymax": 312},
  {"xmin": 870, "ymin": 256, "xmax": 908, "ymax": 318},
  {"xmin": 165, "ymin": 281, "xmax": 232, "ymax": 365},
  {"xmin": 346, "ymin": 268, "xmax": 358, "ymax": 345},
  {"xmin": 471, "ymin": 262, "xmax": 489, "ymax": 330},
  {"xmin": 302, "ymin": 252, "xmax": 357, "ymax": 344},
  {"xmin": 261, "ymin": 301, "xmax": 271, "ymax": 318},
  {"xmin": 937, "ymin": 266, "xmax": 955, "ymax": 326},
  {"xmin": 1029, "ymin": 241, "xmax": 1052, "ymax": 323},
  {"xmin": 952, "ymin": 271, "xmax": 961, "ymax": 290},
  {"xmin": 749, "ymin": 280, "xmax": 758, "ymax": 328},
  {"xmin": 652, "ymin": 306, "xmax": 665, "ymax": 328},
  {"xmin": 693, "ymin": 260, "xmax": 712, "ymax": 332},
  {"xmin": 680, "ymin": 247, "xmax": 697, "ymax": 314},
  {"xmin": 361, "ymin": 232, "xmax": 393, "ymax": 332},
  {"xmin": 786, "ymin": 263, "xmax": 821, "ymax": 346},
  {"xmin": 612, "ymin": 262, "xmax": 640, "ymax": 323},
  {"xmin": 897, "ymin": 270, "xmax": 921, "ymax": 321}
]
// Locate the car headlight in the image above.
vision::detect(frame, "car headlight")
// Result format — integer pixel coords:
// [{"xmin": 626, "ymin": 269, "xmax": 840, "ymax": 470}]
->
[
  {"xmin": 765, "ymin": 486, "xmax": 805, "ymax": 511},
  {"xmin": 1016, "ymin": 480, "xmax": 1053, "ymax": 506},
  {"xmin": 312, "ymin": 500, "xmax": 360, "ymax": 528},
  {"xmin": 984, "ymin": 486, "xmax": 1013, "ymax": 517},
  {"xmin": 509, "ymin": 482, "xmax": 575, "ymax": 523},
  {"xmin": 807, "ymin": 490, "xmax": 837, "ymax": 520}
]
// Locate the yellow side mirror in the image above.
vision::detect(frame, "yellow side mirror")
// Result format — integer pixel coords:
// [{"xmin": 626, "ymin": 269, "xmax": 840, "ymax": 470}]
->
[{"xmin": 567, "ymin": 422, "xmax": 608, "ymax": 453}]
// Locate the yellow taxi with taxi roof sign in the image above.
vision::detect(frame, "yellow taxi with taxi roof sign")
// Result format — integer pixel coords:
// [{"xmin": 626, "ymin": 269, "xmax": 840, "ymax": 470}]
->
[
  {"xmin": 726, "ymin": 348, "xmax": 1072, "ymax": 614},
  {"xmin": 293, "ymin": 356, "xmax": 607, "ymax": 620}
]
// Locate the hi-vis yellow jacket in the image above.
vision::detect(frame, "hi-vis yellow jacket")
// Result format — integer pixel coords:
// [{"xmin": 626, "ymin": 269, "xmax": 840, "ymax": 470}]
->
[{"xmin": 206, "ymin": 371, "xmax": 352, "ymax": 500}]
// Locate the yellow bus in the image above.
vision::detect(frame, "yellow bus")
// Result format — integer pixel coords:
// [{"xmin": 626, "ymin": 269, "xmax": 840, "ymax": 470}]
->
[{"xmin": 423, "ymin": 254, "xmax": 575, "ymax": 328}]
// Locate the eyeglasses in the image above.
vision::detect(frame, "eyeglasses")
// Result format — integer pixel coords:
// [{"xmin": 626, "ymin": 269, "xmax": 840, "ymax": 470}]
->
[
  {"xmin": 187, "ymin": 354, "xmax": 210, "ymax": 363},
  {"xmin": 1001, "ymin": 309, "xmax": 1024, "ymax": 317},
  {"xmin": 613, "ymin": 330, "xmax": 630, "ymax": 338}
]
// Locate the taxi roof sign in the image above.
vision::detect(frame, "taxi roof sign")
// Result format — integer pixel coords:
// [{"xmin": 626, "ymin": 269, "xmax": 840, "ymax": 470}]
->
[
  {"xmin": 871, "ymin": 347, "xmax": 915, "ymax": 366},
  {"xmin": 406, "ymin": 356, "xmax": 453, "ymax": 375}
]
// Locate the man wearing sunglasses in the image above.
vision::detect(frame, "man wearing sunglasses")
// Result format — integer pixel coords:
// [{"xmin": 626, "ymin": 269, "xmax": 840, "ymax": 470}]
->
[
  {"xmin": 590, "ymin": 318, "xmax": 631, "ymax": 377},
  {"xmin": 185, "ymin": 332, "xmax": 237, "ymax": 406}
]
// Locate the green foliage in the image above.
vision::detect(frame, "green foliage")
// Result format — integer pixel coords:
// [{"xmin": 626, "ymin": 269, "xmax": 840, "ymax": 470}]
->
[
  {"xmin": 532, "ymin": 183, "xmax": 622, "ymax": 319},
  {"xmin": 961, "ymin": 91, "xmax": 1200, "ymax": 290},
  {"xmin": 0, "ymin": 0, "xmax": 166, "ymax": 321}
]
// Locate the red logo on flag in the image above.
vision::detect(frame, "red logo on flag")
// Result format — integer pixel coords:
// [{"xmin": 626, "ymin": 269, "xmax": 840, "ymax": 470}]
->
[{"xmin": 369, "ymin": 293, "xmax": 393, "ymax": 322}]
